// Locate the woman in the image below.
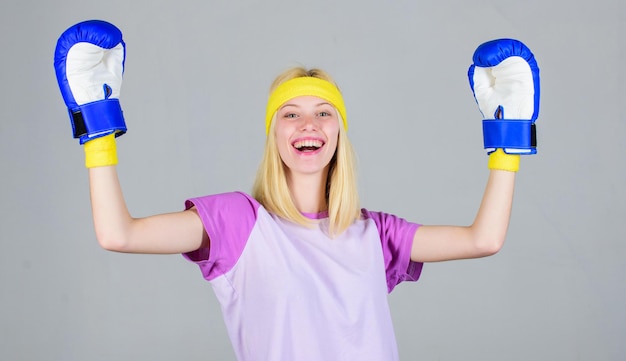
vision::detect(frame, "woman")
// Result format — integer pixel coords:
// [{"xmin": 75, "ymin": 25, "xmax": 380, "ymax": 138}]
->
[{"xmin": 55, "ymin": 20, "xmax": 538, "ymax": 361}]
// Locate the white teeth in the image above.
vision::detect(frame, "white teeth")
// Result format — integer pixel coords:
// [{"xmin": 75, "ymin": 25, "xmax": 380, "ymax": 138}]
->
[{"xmin": 293, "ymin": 139, "xmax": 323, "ymax": 149}]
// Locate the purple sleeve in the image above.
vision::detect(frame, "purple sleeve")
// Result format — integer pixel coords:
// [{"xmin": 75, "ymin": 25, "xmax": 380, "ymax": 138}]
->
[
  {"xmin": 182, "ymin": 192, "xmax": 260, "ymax": 281},
  {"xmin": 362, "ymin": 209, "xmax": 423, "ymax": 293}
]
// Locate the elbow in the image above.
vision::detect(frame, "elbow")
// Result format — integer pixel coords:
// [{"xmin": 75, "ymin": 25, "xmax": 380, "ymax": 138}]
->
[
  {"xmin": 95, "ymin": 230, "xmax": 131, "ymax": 253},
  {"xmin": 469, "ymin": 223, "xmax": 507, "ymax": 257},
  {"xmin": 474, "ymin": 236, "xmax": 505, "ymax": 257}
]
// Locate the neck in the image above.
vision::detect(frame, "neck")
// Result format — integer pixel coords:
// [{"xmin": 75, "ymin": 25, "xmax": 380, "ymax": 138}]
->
[{"xmin": 286, "ymin": 169, "xmax": 328, "ymax": 214}]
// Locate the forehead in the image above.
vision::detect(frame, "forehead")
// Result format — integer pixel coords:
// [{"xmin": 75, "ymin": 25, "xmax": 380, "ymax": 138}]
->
[{"xmin": 279, "ymin": 95, "xmax": 333, "ymax": 108}]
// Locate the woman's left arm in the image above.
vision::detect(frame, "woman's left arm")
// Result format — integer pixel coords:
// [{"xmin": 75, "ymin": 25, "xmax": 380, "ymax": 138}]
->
[
  {"xmin": 411, "ymin": 38, "xmax": 540, "ymax": 262},
  {"xmin": 411, "ymin": 168, "xmax": 515, "ymax": 262}
]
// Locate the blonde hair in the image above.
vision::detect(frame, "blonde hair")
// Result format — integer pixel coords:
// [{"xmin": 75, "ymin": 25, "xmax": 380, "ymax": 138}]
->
[{"xmin": 252, "ymin": 67, "xmax": 361, "ymax": 236}]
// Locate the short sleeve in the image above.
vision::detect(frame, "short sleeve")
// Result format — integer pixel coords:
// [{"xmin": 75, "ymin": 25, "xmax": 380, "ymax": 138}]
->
[
  {"xmin": 182, "ymin": 192, "xmax": 260, "ymax": 281},
  {"xmin": 362, "ymin": 209, "xmax": 423, "ymax": 293}
]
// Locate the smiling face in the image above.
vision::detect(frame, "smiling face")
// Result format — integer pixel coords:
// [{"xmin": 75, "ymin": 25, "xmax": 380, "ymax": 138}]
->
[{"xmin": 274, "ymin": 95, "xmax": 340, "ymax": 179}]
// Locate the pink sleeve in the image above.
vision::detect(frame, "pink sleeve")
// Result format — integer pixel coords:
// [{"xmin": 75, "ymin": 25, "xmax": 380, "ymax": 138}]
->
[
  {"xmin": 362, "ymin": 209, "xmax": 423, "ymax": 293},
  {"xmin": 182, "ymin": 192, "xmax": 260, "ymax": 281}
]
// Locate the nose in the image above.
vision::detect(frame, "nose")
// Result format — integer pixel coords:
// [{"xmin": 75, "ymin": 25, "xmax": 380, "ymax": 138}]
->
[{"xmin": 300, "ymin": 114, "xmax": 318, "ymax": 131}]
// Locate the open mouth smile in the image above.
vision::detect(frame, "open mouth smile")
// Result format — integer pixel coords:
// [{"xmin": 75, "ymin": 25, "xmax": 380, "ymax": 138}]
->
[{"xmin": 292, "ymin": 139, "xmax": 324, "ymax": 153}]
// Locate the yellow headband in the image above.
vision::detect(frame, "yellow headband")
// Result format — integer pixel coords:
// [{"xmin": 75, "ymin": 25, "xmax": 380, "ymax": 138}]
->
[{"xmin": 265, "ymin": 77, "xmax": 347, "ymax": 135}]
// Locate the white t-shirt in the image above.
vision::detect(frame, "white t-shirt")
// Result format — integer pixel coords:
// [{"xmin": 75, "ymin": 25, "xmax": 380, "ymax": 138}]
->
[{"xmin": 183, "ymin": 192, "xmax": 422, "ymax": 361}]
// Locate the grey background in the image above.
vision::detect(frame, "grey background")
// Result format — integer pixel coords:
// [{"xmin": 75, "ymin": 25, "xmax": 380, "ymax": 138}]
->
[{"xmin": 1, "ymin": 0, "xmax": 624, "ymax": 360}]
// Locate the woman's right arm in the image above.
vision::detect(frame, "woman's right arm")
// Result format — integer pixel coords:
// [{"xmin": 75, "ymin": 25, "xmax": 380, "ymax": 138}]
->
[
  {"xmin": 89, "ymin": 165, "xmax": 208, "ymax": 254},
  {"xmin": 54, "ymin": 21, "xmax": 207, "ymax": 255}
]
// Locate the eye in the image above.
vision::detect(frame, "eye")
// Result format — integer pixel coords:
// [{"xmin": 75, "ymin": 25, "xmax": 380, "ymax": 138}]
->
[
  {"xmin": 283, "ymin": 112, "xmax": 298, "ymax": 119},
  {"xmin": 318, "ymin": 111, "xmax": 331, "ymax": 117}
]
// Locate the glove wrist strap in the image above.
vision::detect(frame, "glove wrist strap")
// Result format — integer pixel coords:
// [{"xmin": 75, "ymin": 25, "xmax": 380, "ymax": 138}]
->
[
  {"xmin": 483, "ymin": 119, "xmax": 537, "ymax": 153},
  {"xmin": 70, "ymin": 98, "xmax": 127, "ymax": 144},
  {"xmin": 84, "ymin": 134, "xmax": 118, "ymax": 168}
]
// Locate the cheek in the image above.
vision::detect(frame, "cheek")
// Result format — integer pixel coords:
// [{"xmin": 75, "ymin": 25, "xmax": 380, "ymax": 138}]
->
[
  {"xmin": 328, "ymin": 138, "xmax": 339, "ymax": 157},
  {"xmin": 276, "ymin": 141, "xmax": 290, "ymax": 161},
  {"xmin": 274, "ymin": 124, "xmax": 292, "ymax": 159},
  {"xmin": 325, "ymin": 124, "xmax": 340, "ymax": 152},
  {"xmin": 274, "ymin": 118, "xmax": 293, "ymax": 140}
]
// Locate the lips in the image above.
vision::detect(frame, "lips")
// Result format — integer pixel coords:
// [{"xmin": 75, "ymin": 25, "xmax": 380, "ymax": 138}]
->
[{"xmin": 292, "ymin": 139, "xmax": 324, "ymax": 153}]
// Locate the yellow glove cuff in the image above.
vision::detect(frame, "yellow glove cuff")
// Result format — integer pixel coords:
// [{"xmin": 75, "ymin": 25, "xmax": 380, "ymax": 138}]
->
[
  {"xmin": 488, "ymin": 149, "xmax": 520, "ymax": 172},
  {"xmin": 84, "ymin": 134, "xmax": 118, "ymax": 168}
]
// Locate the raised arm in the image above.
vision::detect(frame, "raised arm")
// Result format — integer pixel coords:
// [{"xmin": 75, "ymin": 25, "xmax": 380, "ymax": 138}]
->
[
  {"xmin": 411, "ymin": 39, "xmax": 540, "ymax": 263},
  {"xmin": 88, "ymin": 164, "xmax": 206, "ymax": 254},
  {"xmin": 412, "ymin": 167, "xmax": 515, "ymax": 262},
  {"xmin": 54, "ymin": 20, "xmax": 207, "ymax": 254}
]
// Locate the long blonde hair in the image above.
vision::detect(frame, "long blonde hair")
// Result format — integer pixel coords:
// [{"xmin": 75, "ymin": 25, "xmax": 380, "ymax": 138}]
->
[{"xmin": 252, "ymin": 67, "xmax": 361, "ymax": 236}]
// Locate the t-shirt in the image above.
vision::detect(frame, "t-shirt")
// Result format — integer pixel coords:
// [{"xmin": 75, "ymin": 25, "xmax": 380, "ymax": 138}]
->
[{"xmin": 183, "ymin": 191, "xmax": 422, "ymax": 361}]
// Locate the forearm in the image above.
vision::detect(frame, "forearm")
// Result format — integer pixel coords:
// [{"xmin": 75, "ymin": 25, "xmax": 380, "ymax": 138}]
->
[
  {"xmin": 88, "ymin": 165, "xmax": 134, "ymax": 250},
  {"xmin": 469, "ymin": 169, "xmax": 516, "ymax": 253}
]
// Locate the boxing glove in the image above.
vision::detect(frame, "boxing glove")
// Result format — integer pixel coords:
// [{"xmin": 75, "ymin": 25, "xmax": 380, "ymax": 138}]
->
[
  {"xmin": 54, "ymin": 20, "xmax": 127, "ymax": 145},
  {"xmin": 468, "ymin": 39, "xmax": 540, "ymax": 162}
]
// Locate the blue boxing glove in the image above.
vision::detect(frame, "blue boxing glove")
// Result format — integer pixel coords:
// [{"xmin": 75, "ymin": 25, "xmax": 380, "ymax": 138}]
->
[
  {"xmin": 468, "ymin": 39, "xmax": 540, "ymax": 156},
  {"xmin": 54, "ymin": 20, "xmax": 127, "ymax": 145}
]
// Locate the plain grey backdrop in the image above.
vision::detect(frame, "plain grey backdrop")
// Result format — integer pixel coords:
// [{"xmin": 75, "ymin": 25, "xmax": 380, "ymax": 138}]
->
[{"xmin": 1, "ymin": 0, "xmax": 624, "ymax": 360}]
